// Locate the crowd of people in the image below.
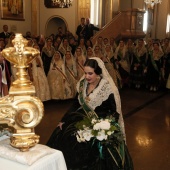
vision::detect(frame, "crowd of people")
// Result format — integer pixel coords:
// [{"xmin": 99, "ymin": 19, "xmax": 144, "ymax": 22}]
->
[
  {"xmin": 0, "ymin": 20, "xmax": 170, "ymax": 169},
  {"xmin": 0, "ymin": 22, "xmax": 170, "ymax": 100}
]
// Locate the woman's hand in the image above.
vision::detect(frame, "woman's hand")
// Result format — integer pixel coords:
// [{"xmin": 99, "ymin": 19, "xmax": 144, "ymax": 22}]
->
[{"xmin": 57, "ymin": 122, "xmax": 65, "ymax": 130}]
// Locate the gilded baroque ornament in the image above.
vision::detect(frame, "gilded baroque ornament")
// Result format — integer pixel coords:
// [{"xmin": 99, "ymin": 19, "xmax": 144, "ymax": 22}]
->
[{"xmin": 0, "ymin": 34, "xmax": 44, "ymax": 151}]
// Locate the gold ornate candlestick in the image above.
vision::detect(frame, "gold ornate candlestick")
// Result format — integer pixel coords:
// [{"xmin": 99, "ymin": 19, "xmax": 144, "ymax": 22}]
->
[{"xmin": 0, "ymin": 33, "xmax": 44, "ymax": 151}]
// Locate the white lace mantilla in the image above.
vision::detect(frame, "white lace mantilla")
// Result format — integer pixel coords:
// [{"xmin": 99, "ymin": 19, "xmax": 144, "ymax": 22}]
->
[{"xmin": 78, "ymin": 79, "xmax": 113, "ymax": 110}]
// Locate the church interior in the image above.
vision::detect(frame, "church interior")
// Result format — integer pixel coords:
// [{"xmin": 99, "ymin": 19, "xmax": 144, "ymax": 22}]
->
[{"xmin": 0, "ymin": 0, "xmax": 170, "ymax": 170}]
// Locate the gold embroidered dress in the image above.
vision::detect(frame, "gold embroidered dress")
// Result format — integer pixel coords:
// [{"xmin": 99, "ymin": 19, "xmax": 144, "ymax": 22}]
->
[
  {"xmin": 63, "ymin": 51, "xmax": 78, "ymax": 98},
  {"xmin": 47, "ymin": 52, "xmax": 72, "ymax": 100},
  {"xmin": 31, "ymin": 55, "xmax": 51, "ymax": 101}
]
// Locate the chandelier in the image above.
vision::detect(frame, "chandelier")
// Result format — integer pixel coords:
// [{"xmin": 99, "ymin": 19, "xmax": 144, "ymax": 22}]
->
[
  {"xmin": 144, "ymin": 0, "xmax": 162, "ymax": 8},
  {"xmin": 51, "ymin": 0, "xmax": 73, "ymax": 8}
]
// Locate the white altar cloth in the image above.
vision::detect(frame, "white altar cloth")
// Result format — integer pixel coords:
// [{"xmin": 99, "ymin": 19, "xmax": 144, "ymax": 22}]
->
[{"xmin": 0, "ymin": 136, "xmax": 67, "ymax": 170}]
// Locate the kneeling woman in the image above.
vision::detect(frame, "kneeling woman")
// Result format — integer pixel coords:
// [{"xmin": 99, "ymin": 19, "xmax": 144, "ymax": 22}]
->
[{"xmin": 47, "ymin": 57, "xmax": 133, "ymax": 170}]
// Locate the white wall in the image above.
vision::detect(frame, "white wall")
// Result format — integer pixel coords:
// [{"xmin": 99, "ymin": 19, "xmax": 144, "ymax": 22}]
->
[
  {"xmin": 38, "ymin": 0, "xmax": 77, "ymax": 37},
  {"xmin": 0, "ymin": 0, "xmax": 77, "ymax": 37},
  {"xmin": 0, "ymin": 1, "xmax": 31, "ymax": 36}
]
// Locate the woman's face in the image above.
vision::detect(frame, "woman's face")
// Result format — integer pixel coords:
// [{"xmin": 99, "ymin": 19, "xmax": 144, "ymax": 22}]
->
[
  {"xmin": 105, "ymin": 45, "xmax": 111, "ymax": 52},
  {"xmin": 97, "ymin": 37, "xmax": 103, "ymax": 44},
  {"xmin": 94, "ymin": 46, "xmax": 100, "ymax": 53},
  {"xmin": 76, "ymin": 48, "xmax": 82, "ymax": 56},
  {"xmin": 119, "ymin": 41, "xmax": 124, "ymax": 47},
  {"xmin": 47, "ymin": 39, "xmax": 52, "ymax": 46},
  {"xmin": 153, "ymin": 44, "xmax": 159, "ymax": 50},
  {"xmin": 56, "ymin": 37, "xmax": 61, "ymax": 43},
  {"xmin": 164, "ymin": 39, "xmax": 169, "ymax": 45},
  {"xmin": 63, "ymin": 39, "xmax": 68, "ymax": 46},
  {"xmin": 110, "ymin": 38, "xmax": 114, "ymax": 44},
  {"xmin": 65, "ymin": 52, "xmax": 71, "ymax": 59},
  {"xmin": 104, "ymin": 39, "xmax": 108, "ymax": 45},
  {"xmin": 87, "ymin": 48, "xmax": 93, "ymax": 56},
  {"xmin": 84, "ymin": 66, "xmax": 98, "ymax": 84},
  {"xmin": 80, "ymin": 39, "xmax": 85, "ymax": 44},
  {"xmin": 148, "ymin": 39, "xmax": 152, "ymax": 45},
  {"xmin": 54, "ymin": 53, "xmax": 60, "ymax": 60}
]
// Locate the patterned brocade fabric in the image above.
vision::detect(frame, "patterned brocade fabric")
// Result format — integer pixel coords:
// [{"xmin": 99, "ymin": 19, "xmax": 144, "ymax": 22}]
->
[{"xmin": 0, "ymin": 138, "xmax": 56, "ymax": 165}]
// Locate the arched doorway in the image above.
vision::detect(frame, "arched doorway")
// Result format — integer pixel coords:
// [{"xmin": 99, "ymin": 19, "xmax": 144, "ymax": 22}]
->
[{"xmin": 45, "ymin": 16, "xmax": 67, "ymax": 37}]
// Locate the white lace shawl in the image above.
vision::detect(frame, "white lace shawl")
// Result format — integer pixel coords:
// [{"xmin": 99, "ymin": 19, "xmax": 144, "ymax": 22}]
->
[
  {"xmin": 134, "ymin": 44, "xmax": 147, "ymax": 57},
  {"xmin": 77, "ymin": 79, "xmax": 113, "ymax": 110},
  {"xmin": 114, "ymin": 45, "xmax": 127, "ymax": 60}
]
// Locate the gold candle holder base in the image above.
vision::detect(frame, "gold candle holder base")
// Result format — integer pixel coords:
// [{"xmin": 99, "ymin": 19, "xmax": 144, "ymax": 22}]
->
[{"xmin": 10, "ymin": 134, "xmax": 40, "ymax": 152}]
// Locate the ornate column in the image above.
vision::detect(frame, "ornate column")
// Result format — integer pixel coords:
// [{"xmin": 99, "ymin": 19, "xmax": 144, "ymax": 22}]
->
[
  {"xmin": 0, "ymin": 34, "xmax": 44, "ymax": 152},
  {"xmin": 31, "ymin": 0, "xmax": 38, "ymax": 36}
]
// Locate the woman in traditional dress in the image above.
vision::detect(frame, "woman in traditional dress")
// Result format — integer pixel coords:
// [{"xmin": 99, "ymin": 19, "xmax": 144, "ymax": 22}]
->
[
  {"xmin": 41, "ymin": 37, "xmax": 55, "ymax": 76},
  {"xmin": 161, "ymin": 38, "xmax": 170, "ymax": 83},
  {"xmin": 85, "ymin": 39, "xmax": 93, "ymax": 49},
  {"xmin": 58, "ymin": 37, "xmax": 72, "ymax": 56},
  {"xmin": 114, "ymin": 40, "xmax": 130, "ymax": 87},
  {"xmin": 47, "ymin": 57, "xmax": 133, "ymax": 170},
  {"xmin": 93, "ymin": 45, "xmax": 104, "ymax": 60},
  {"xmin": 103, "ymin": 37, "xmax": 109, "ymax": 47},
  {"xmin": 53, "ymin": 36, "xmax": 62, "ymax": 51},
  {"xmin": 130, "ymin": 39, "xmax": 147, "ymax": 89},
  {"xmin": 86, "ymin": 47, "xmax": 95, "ymax": 59},
  {"xmin": 146, "ymin": 42, "xmax": 164, "ymax": 91},
  {"xmin": 126, "ymin": 39, "xmax": 135, "ymax": 66},
  {"xmin": 109, "ymin": 37, "xmax": 117, "ymax": 53},
  {"xmin": 29, "ymin": 45, "xmax": 51, "ymax": 102},
  {"xmin": 47, "ymin": 51, "xmax": 72, "ymax": 100},
  {"xmin": 145, "ymin": 38, "xmax": 153, "ymax": 53},
  {"xmin": 5, "ymin": 33, "xmax": 15, "ymax": 48},
  {"xmin": 0, "ymin": 52, "xmax": 10, "ymax": 97},
  {"xmin": 94, "ymin": 36, "xmax": 105, "ymax": 54},
  {"xmin": 77, "ymin": 37, "xmax": 87, "ymax": 56},
  {"xmin": 63, "ymin": 50, "xmax": 78, "ymax": 98},
  {"xmin": 74, "ymin": 47, "xmax": 86, "ymax": 80},
  {"xmin": 103, "ymin": 44, "xmax": 122, "ymax": 89}
]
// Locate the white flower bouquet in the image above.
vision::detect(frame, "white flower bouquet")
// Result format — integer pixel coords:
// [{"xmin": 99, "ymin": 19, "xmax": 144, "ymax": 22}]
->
[{"xmin": 75, "ymin": 116, "xmax": 123, "ymax": 144}]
